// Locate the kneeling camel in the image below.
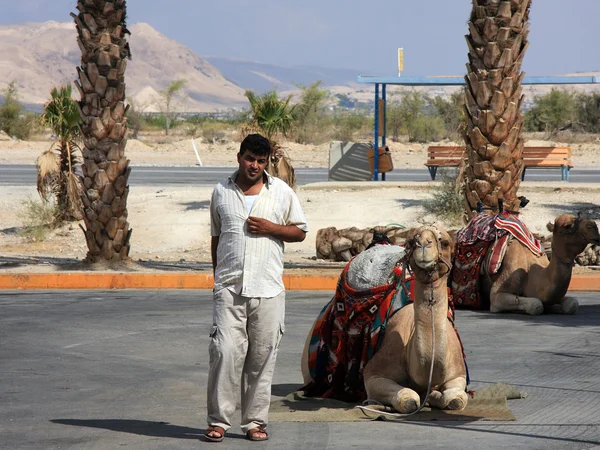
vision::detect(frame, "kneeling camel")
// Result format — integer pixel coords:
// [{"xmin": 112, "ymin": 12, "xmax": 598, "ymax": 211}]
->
[
  {"xmin": 482, "ymin": 213, "xmax": 600, "ymax": 315},
  {"xmin": 302, "ymin": 226, "xmax": 468, "ymax": 413}
]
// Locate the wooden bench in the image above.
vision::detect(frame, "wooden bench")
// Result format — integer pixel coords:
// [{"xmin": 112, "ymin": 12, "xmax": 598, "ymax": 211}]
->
[
  {"xmin": 520, "ymin": 146, "xmax": 573, "ymax": 181},
  {"xmin": 425, "ymin": 146, "xmax": 465, "ymax": 180},
  {"xmin": 425, "ymin": 145, "xmax": 573, "ymax": 181}
]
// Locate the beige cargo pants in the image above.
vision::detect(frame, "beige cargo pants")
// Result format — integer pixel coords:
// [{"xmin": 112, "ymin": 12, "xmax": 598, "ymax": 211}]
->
[{"xmin": 206, "ymin": 288, "xmax": 285, "ymax": 433}]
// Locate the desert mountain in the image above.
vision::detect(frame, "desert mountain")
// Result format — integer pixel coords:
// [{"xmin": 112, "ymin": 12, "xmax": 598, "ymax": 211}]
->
[
  {"xmin": 0, "ymin": 21, "xmax": 247, "ymax": 112},
  {"xmin": 1, "ymin": 21, "xmax": 598, "ymax": 113},
  {"xmin": 203, "ymin": 56, "xmax": 361, "ymax": 93}
]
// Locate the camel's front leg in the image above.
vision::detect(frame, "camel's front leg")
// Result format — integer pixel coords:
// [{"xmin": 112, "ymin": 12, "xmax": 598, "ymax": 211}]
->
[
  {"xmin": 365, "ymin": 375, "xmax": 420, "ymax": 413},
  {"xmin": 427, "ymin": 377, "xmax": 468, "ymax": 410},
  {"xmin": 545, "ymin": 296, "xmax": 579, "ymax": 315},
  {"xmin": 490, "ymin": 292, "xmax": 544, "ymax": 315}
]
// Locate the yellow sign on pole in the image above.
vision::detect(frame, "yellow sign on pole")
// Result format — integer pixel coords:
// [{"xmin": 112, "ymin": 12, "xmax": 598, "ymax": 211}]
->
[{"xmin": 398, "ymin": 48, "xmax": 404, "ymax": 76}]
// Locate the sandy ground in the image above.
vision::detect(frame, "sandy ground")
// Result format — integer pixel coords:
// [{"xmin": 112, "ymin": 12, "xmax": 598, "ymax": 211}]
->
[{"xmin": 1, "ymin": 135, "xmax": 599, "ymax": 272}]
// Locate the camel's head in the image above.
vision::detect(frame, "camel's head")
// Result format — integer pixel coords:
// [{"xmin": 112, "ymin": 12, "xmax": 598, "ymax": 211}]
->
[
  {"xmin": 546, "ymin": 213, "xmax": 600, "ymax": 259},
  {"xmin": 404, "ymin": 225, "xmax": 453, "ymax": 281}
]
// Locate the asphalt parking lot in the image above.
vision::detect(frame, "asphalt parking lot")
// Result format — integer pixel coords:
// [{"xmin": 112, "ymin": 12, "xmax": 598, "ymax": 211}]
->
[{"xmin": 1, "ymin": 290, "xmax": 599, "ymax": 449}]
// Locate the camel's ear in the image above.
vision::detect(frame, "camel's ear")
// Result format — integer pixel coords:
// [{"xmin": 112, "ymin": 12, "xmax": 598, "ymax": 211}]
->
[
  {"xmin": 546, "ymin": 221, "xmax": 555, "ymax": 232},
  {"xmin": 404, "ymin": 227, "xmax": 418, "ymax": 249}
]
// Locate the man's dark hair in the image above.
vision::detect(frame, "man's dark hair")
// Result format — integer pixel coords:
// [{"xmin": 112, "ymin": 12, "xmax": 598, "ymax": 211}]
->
[{"xmin": 239, "ymin": 133, "xmax": 271, "ymax": 157}]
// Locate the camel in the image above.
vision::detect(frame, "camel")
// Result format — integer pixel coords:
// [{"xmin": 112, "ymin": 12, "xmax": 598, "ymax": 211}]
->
[
  {"xmin": 268, "ymin": 146, "xmax": 296, "ymax": 190},
  {"xmin": 480, "ymin": 213, "xmax": 600, "ymax": 315},
  {"xmin": 301, "ymin": 226, "xmax": 468, "ymax": 414}
]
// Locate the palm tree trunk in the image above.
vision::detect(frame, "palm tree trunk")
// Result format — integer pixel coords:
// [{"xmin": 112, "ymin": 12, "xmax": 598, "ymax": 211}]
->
[
  {"xmin": 463, "ymin": 0, "xmax": 531, "ymax": 217},
  {"xmin": 72, "ymin": 0, "xmax": 133, "ymax": 262}
]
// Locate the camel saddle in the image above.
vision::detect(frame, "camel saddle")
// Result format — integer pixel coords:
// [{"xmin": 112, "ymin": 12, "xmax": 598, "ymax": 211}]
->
[{"xmin": 452, "ymin": 212, "xmax": 543, "ymax": 310}]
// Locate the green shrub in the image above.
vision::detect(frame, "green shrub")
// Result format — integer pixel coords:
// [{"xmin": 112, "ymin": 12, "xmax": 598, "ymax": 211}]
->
[
  {"xmin": 575, "ymin": 92, "xmax": 600, "ymax": 133},
  {"xmin": 386, "ymin": 91, "xmax": 448, "ymax": 143},
  {"xmin": 143, "ymin": 114, "xmax": 168, "ymax": 130},
  {"xmin": 17, "ymin": 198, "xmax": 59, "ymax": 242},
  {"xmin": 333, "ymin": 112, "xmax": 369, "ymax": 142},
  {"xmin": 0, "ymin": 82, "xmax": 34, "ymax": 140},
  {"xmin": 408, "ymin": 115, "xmax": 445, "ymax": 143},
  {"xmin": 293, "ymin": 81, "xmax": 329, "ymax": 144},
  {"xmin": 422, "ymin": 170, "xmax": 465, "ymax": 225},
  {"xmin": 432, "ymin": 90, "xmax": 466, "ymax": 140},
  {"xmin": 524, "ymin": 89, "xmax": 576, "ymax": 134}
]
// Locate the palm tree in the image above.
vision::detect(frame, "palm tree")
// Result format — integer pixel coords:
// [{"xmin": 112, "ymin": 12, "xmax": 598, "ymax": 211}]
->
[
  {"xmin": 463, "ymin": 0, "xmax": 531, "ymax": 217},
  {"xmin": 37, "ymin": 85, "xmax": 83, "ymax": 222},
  {"xmin": 71, "ymin": 1, "xmax": 132, "ymax": 262},
  {"xmin": 245, "ymin": 90, "xmax": 296, "ymax": 142}
]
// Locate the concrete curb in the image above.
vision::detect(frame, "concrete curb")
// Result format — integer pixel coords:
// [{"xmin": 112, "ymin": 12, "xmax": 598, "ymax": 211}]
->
[
  {"xmin": 0, "ymin": 272, "xmax": 340, "ymax": 290},
  {"xmin": 1, "ymin": 272, "xmax": 600, "ymax": 291}
]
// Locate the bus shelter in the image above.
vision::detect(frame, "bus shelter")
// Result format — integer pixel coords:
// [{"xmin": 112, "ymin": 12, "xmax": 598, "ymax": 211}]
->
[{"xmin": 357, "ymin": 75, "xmax": 600, "ymax": 181}]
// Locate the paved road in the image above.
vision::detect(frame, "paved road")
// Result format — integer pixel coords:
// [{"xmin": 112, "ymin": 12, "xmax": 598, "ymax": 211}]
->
[
  {"xmin": 1, "ymin": 290, "xmax": 599, "ymax": 449},
  {"xmin": 2, "ymin": 164, "xmax": 599, "ymax": 186}
]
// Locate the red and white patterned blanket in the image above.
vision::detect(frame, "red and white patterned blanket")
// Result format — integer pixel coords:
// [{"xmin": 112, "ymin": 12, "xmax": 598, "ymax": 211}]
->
[{"xmin": 452, "ymin": 212, "xmax": 543, "ymax": 310}]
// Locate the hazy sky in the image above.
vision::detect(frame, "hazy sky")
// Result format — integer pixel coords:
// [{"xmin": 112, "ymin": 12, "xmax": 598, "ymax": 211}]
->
[{"xmin": 2, "ymin": 0, "xmax": 599, "ymax": 76}]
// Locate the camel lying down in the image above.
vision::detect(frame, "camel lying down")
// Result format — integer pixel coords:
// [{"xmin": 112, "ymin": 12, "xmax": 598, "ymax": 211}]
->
[
  {"xmin": 482, "ymin": 213, "xmax": 600, "ymax": 315},
  {"xmin": 302, "ymin": 226, "xmax": 468, "ymax": 414}
]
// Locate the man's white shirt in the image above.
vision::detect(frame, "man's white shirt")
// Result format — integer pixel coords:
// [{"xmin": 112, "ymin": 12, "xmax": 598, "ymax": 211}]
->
[{"xmin": 210, "ymin": 171, "xmax": 308, "ymax": 298}]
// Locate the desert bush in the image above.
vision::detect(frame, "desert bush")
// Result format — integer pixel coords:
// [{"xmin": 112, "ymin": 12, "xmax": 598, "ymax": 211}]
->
[
  {"xmin": 142, "ymin": 114, "xmax": 168, "ymax": 130},
  {"xmin": 422, "ymin": 169, "xmax": 465, "ymax": 225},
  {"xmin": 524, "ymin": 89, "xmax": 577, "ymax": 135},
  {"xmin": 17, "ymin": 198, "xmax": 59, "ymax": 242},
  {"xmin": 575, "ymin": 92, "xmax": 600, "ymax": 133},
  {"xmin": 408, "ymin": 115, "xmax": 445, "ymax": 143},
  {"xmin": 332, "ymin": 112, "xmax": 369, "ymax": 142},
  {"xmin": 200, "ymin": 122, "xmax": 230, "ymax": 143},
  {"xmin": 0, "ymin": 81, "xmax": 34, "ymax": 140},
  {"xmin": 385, "ymin": 91, "xmax": 446, "ymax": 143},
  {"xmin": 432, "ymin": 90, "xmax": 467, "ymax": 140},
  {"xmin": 293, "ymin": 81, "xmax": 330, "ymax": 144},
  {"xmin": 126, "ymin": 98, "xmax": 148, "ymax": 139}
]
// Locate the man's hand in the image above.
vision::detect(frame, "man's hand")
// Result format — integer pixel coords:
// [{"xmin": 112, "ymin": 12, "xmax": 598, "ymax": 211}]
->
[
  {"xmin": 247, "ymin": 216, "xmax": 275, "ymax": 235},
  {"xmin": 247, "ymin": 216, "xmax": 306, "ymax": 242}
]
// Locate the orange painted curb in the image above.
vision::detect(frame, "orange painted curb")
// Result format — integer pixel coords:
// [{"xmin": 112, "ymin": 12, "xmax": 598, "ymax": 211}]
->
[
  {"xmin": 567, "ymin": 274, "xmax": 600, "ymax": 291},
  {"xmin": 0, "ymin": 273, "xmax": 598, "ymax": 291},
  {"xmin": 284, "ymin": 274, "xmax": 338, "ymax": 291},
  {"xmin": 0, "ymin": 272, "xmax": 339, "ymax": 291}
]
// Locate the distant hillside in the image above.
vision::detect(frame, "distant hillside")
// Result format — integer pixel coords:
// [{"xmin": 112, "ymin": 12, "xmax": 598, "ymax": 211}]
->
[
  {"xmin": 0, "ymin": 21, "xmax": 247, "ymax": 112},
  {"xmin": 1, "ymin": 21, "xmax": 597, "ymax": 113},
  {"xmin": 203, "ymin": 56, "xmax": 361, "ymax": 92}
]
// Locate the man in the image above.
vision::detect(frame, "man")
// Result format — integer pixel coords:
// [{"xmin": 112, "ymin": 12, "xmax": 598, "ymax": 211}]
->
[{"xmin": 204, "ymin": 133, "xmax": 308, "ymax": 442}]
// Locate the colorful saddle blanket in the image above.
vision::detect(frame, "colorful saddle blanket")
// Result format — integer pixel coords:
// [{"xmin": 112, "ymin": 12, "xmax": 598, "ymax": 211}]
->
[
  {"xmin": 452, "ymin": 212, "xmax": 543, "ymax": 310},
  {"xmin": 302, "ymin": 263, "xmax": 410, "ymax": 402}
]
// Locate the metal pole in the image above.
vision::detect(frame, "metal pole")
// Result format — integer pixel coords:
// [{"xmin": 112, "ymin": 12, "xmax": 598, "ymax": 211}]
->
[
  {"xmin": 382, "ymin": 84, "xmax": 387, "ymax": 181},
  {"xmin": 373, "ymin": 83, "xmax": 379, "ymax": 181}
]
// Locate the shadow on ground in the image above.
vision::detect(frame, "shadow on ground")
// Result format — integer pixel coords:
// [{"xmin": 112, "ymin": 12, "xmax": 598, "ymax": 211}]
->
[
  {"xmin": 540, "ymin": 202, "xmax": 600, "ymax": 220},
  {"xmin": 51, "ymin": 419, "xmax": 204, "ymax": 440},
  {"xmin": 456, "ymin": 302, "xmax": 600, "ymax": 328},
  {"xmin": 179, "ymin": 200, "xmax": 210, "ymax": 211}
]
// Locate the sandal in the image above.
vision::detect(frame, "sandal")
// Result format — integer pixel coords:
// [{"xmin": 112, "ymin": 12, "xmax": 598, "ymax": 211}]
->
[
  {"xmin": 204, "ymin": 425, "xmax": 225, "ymax": 442},
  {"xmin": 246, "ymin": 425, "xmax": 268, "ymax": 441}
]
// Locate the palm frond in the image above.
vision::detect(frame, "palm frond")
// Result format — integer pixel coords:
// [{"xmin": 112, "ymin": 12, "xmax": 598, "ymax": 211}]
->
[
  {"xmin": 244, "ymin": 90, "xmax": 296, "ymax": 142},
  {"xmin": 66, "ymin": 172, "xmax": 84, "ymax": 220},
  {"xmin": 36, "ymin": 149, "xmax": 60, "ymax": 201}
]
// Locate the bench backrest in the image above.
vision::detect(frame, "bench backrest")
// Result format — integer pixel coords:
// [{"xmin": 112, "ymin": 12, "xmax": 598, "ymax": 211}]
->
[
  {"xmin": 426, "ymin": 146, "xmax": 465, "ymax": 162},
  {"xmin": 427, "ymin": 145, "xmax": 572, "ymax": 166}
]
